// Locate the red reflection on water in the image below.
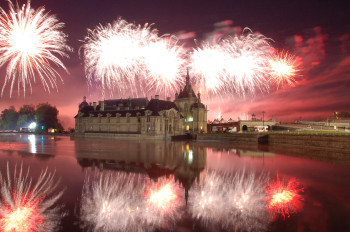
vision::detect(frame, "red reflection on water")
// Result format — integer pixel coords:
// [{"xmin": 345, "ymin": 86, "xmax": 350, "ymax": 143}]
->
[
  {"xmin": 0, "ymin": 197, "xmax": 43, "ymax": 232},
  {"xmin": 265, "ymin": 173, "xmax": 304, "ymax": 219},
  {"xmin": 144, "ymin": 177, "xmax": 181, "ymax": 214}
]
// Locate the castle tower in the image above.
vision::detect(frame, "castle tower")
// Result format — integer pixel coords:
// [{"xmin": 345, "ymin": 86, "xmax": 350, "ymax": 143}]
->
[{"xmin": 175, "ymin": 71, "xmax": 207, "ymax": 133}]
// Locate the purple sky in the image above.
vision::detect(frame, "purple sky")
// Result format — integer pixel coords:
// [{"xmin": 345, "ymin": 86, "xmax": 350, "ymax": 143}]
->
[{"xmin": 0, "ymin": 0, "xmax": 349, "ymax": 129}]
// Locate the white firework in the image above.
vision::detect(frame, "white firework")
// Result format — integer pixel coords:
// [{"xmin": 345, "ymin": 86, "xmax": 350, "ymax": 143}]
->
[
  {"xmin": 0, "ymin": 0, "xmax": 71, "ymax": 97},
  {"xmin": 81, "ymin": 18, "xmax": 185, "ymax": 96},
  {"xmin": 190, "ymin": 28, "xmax": 273, "ymax": 98},
  {"xmin": 188, "ymin": 171, "xmax": 270, "ymax": 232},
  {"xmin": 80, "ymin": 171, "xmax": 183, "ymax": 232}
]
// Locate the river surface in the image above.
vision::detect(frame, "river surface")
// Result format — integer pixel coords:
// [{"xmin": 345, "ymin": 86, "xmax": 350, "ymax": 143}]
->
[{"xmin": 0, "ymin": 133, "xmax": 349, "ymax": 232}]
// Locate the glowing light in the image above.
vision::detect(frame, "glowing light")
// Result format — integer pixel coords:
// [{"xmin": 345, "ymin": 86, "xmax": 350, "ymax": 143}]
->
[
  {"xmin": 189, "ymin": 171, "xmax": 269, "ymax": 231},
  {"xmin": 28, "ymin": 134, "xmax": 36, "ymax": 153},
  {"xmin": 28, "ymin": 122, "xmax": 36, "ymax": 129},
  {"xmin": 81, "ymin": 18, "xmax": 185, "ymax": 96},
  {"xmin": 80, "ymin": 172, "xmax": 183, "ymax": 231},
  {"xmin": 0, "ymin": 204, "xmax": 43, "ymax": 232},
  {"xmin": 0, "ymin": 1, "xmax": 71, "ymax": 97},
  {"xmin": 190, "ymin": 28, "xmax": 272, "ymax": 98},
  {"xmin": 0, "ymin": 163, "xmax": 65, "ymax": 231},
  {"xmin": 265, "ymin": 173, "xmax": 304, "ymax": 219},
  {"xmin": 145, "ymin": 178, "xmax": 181, "ymax": 213},
  {"xmin": 268, "ymin": 50, "xmax": 301, "ymax": 89}
]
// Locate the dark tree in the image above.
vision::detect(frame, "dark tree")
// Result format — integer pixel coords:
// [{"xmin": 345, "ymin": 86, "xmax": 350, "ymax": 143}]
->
[
  {"xmin": 17, "ymin": 104, "xmax": 36, "ymax": 128},
  {"xmin": 0, "ymin": 106, "xmax": 19, "ymax": 130},
  {"xmin": 338, "ymin": 112, "xmax": 350, "ymax": 119},
  {"xmin": 35, "ymin": 103, "xmax": 60, "ymax": 131}
]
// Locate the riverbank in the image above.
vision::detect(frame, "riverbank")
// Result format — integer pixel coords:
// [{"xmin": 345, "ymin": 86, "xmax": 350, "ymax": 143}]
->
[{"xmin": 197, "ymin": 132, "xmax": 350, "ymax": 153}]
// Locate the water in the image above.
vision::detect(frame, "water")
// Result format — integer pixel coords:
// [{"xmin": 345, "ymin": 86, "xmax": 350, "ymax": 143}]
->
[{"xmin": 0, "ymin": 133, "xmax": 349, "ymax": 232}]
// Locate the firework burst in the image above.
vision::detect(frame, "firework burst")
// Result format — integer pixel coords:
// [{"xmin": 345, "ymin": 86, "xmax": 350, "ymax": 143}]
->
[
  {"xmin": 0, "ymin": 163, "xmax": 65, "ymax": 232},
  {"xmin": 81, "ymin": 18, "xmax": 185, "ymax": 96},
  {"xmin": 144, "ymin": 177, "xmax": 182, "ymax": 227},
  {"xmin": 189, "ymin": 28, "xmax": 272, "ymax": 98},
  {"xmin": 265, "ymin": 173, "xmax": 304, "ymax": 219},
  {"xmin": 80, "ymin": 172, "xmax": 183, "ymax": 232},
  {"xmin": 80, "ymin": 172, "xmax": 146, "ymax": 232},
  {"xmin": 268, "ymin": 50, "xmax": 301, "ymax": 89},
  {"xmin": 189, "ymin": 171, "xmax": 270, "ymax": 231},
  {"xmin": 0, "ymin": 0, "xmax": 71, "ymax": 97}
]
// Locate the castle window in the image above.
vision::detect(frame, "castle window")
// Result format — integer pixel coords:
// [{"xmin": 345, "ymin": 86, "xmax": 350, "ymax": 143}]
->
[
  {"xmin": 184, "ymin": 103, "xmax": 188, "ymax": 116},
  {"xmin": 126, "ymin": 113, "xmax": 131, "ymax": 123}
]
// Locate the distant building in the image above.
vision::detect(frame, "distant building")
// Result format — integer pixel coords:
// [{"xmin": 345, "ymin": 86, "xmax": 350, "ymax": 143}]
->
[
  {"xmin": 207, "ymin": 113, "xmax": 279, "ymax": 132},
  {"xmin": 75, "ymin": 72, "xmax": 208, "ymax": 137}
]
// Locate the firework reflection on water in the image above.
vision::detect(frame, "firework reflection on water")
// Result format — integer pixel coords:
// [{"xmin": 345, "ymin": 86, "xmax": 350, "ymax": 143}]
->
[
  {"xmin": 80, "ymin": 171, "xmax": 183, "ymax": 232},
  {"xmin": 0, "ymin": 163, "xmax": 65, "ymax": 232},
  {"xmin": 188, "ymin": 171, "xmax": 270, "ymax": 232},
  {"xmin": 265, "ymin": 173, "xmax": 304, "ymax": 219}
]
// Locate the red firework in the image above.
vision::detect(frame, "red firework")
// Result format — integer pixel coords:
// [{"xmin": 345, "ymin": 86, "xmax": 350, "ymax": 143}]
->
[
  {"xmin": 268, "ymin": 50, "xmax": 301, "ymax": 89},
  {"xmin": 265, "ymin": 173, "xmax": 304, "ymax": 219},
  {"xmin": 0, "ymin": 197, "xmax": 43, "ymax": 232},
  {"xmin": 144, "ymin": 177, "xmax": 181, "ymax": 214}
]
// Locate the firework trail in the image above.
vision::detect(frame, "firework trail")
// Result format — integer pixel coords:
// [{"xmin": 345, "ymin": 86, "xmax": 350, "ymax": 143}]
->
[
  {"xmin": 188, "ymin": 171, "xmax": 270, "ymax": 232},
  {"xmin": 190, "ymin": 28, "xmax": 272, "ymax": 98},
  {"xmin": 268, "ymin": 50, "xmax": 301, "ymax": 89},
  {"xmin": 0, "ymin": 0, "xmax": 71, "ymax": 97},
  {"xmin": 80, "ymin": 171, "xmax": 183, "ymax": 232},
  {"xmin": 0, "ymin": 163, "xmax": 65, "ymax": 232},
  {"xmin": 265, "ymin": 173, "xmax": 304, "ymax": 219},
  {"xmin": 81, "ymin": 18, "xmax": 185, "ymax": 96}
]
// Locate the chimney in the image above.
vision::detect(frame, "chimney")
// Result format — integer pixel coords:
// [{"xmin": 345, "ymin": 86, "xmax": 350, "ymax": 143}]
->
[
  {"xmin": 101, "ymin": 101, "xmax": 105, "ymax": 111},
  {"xmin": 93, "ymin": 102, "xmax": 96, "ymax": 110},
  {"xmin": 167, "ymin": 97, "xmax": 171, "ymax": 101},
  {"xmin": 155, "ymin": 95, "xmax": 159, "ymax": 100}
]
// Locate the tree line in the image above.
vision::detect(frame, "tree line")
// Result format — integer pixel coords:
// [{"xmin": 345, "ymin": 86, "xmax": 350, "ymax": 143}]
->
[{"xmin": 0, "ymin": 103, "xmax": 64, "ymax": 132}]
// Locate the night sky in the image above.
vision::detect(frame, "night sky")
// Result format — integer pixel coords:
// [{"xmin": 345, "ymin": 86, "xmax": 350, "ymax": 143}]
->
[{"xmin": 0, "ymin": 0, "xmax": 349, "ymax": 128}]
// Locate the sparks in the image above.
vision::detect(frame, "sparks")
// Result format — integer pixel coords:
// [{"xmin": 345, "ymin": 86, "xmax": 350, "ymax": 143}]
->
[
  {"xmin": 188, "ymin": 171, "xmax": 269, "ymax": 231},
  {"xmin": 0, "ymin": 0, "xmax": 71, "ymax": 97},
  {"xmin": 189, "ymin": 28, "xmax": 272, "ymax": 98},
  {"xmin": 268, "ymin": 50, "xmax": 301, "ymax": 89},
  {"xmin": 145, "ymin": 178, "xmax": 181, "ymax": 213},
  {"xmin": 265, "ymin": 173, "xmax": 304, "ymax": 219},
  {"xmin": 0, "ymin": 204, "xmax": 43, "ymax": 232},
  {"xmin": 0, "ymin": 163, "xmax": 64, "ymax": 232},
  {"xmin": 81, "ymin": 18, "xmax": 185, "ymax": 96},
  {"xmin": 80, "ymin": 172, "xmax": 183, "ymax": 232}
]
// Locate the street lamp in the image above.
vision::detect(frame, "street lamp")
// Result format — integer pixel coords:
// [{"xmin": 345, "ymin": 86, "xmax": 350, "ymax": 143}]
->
[
  {"xmin": 29, "ymin": 122, "xmax": 37, "ymax": 129},
  {"xmin": 262, "ymin": 111, "xmax": 265, "ymax": 127}
]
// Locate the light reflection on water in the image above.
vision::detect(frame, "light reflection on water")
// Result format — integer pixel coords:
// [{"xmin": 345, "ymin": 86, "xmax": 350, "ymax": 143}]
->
[{"xmin": 0, "ymin": 133, "xmax": 349, "ymax": 232}]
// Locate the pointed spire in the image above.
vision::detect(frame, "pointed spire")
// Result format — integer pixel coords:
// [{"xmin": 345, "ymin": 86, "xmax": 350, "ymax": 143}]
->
[
  {"xmin": 83, "ymin": 96, "xmax": 86, "ymax": 102},
  {"xmin": 186, "ymin": 68, "xmax": 190, "ymax": 87}
]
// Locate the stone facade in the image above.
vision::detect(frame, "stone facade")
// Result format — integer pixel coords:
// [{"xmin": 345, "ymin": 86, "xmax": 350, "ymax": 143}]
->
[
  {"xmin": 75, "ymin": 96, "xmax": 184, "ymax": 137},
  {"xmin": 174, "ymin": 71, "xmax": 208, "ymax": 133},
  {"xmin": 239, "ymin": 120, "xmax": 279, "ymax": 131},
  {"xmin": 75, "ymin": 72, "xmax": 208, "ymax": 136}
]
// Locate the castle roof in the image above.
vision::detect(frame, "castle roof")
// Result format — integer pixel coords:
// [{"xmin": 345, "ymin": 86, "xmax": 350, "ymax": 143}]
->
[
  {"xmin": 103, "ymin": 98, "xmax": 149, "ymax": 110},
  {"xmin": 75, "ymin": 97, "xmax": 181, "ymax": 118},
  {"xmin": 146, "ymin": 99, "xmax": 180, "ymax": 116},
  {"xmin": 190, "ymin": 102, "xmax": 205, "ymax": 109},
  {"xmin": 177, "ymin": 70, "xmax": 197, "ymax": 99},
  {"xmin": 79, "ymin": 96, "xmax": 89, "ymax": 111}
]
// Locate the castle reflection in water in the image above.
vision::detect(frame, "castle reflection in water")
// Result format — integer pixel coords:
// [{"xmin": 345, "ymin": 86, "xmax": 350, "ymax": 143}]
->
[{"xmin": 75, "ymin": 140, "xmax": 207, "ymax": 194}]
